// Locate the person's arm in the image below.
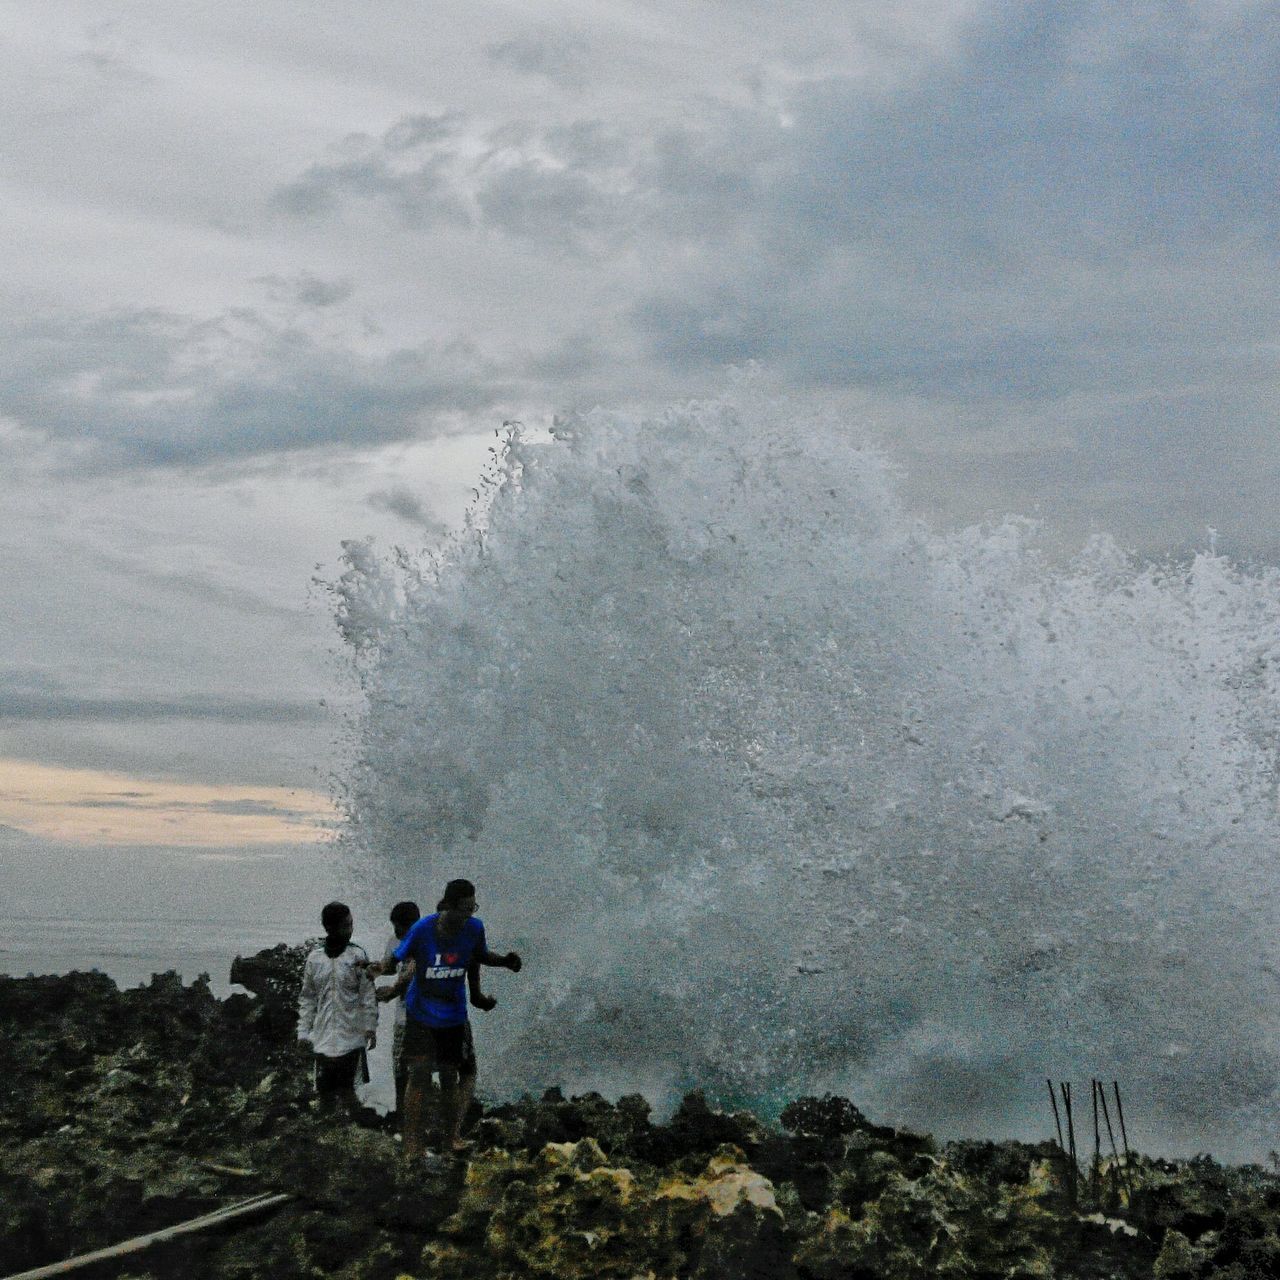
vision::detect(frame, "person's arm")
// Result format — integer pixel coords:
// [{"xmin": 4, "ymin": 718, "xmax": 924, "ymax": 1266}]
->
[
  {"xmin": 373, "ymin": 934, "xmax": 396, "ymax": 988},
  {"xmin": 468, "ymin": 960, "xmax": 496, "ymax": 1011},
  {"xmin": 476, "ymin": 946, "xmax": 522, "ymax": 972},
  {"xmin": 377, "ymin": 958, "xmax": 414, "ymax": 1002},
  {"xmin": 366, "ymin": 919, "xmax": 419, "ymax": 978},
  {"xmin": 297, "ymin": 954, "xmax": 317, "ymax": 1043},
  {"xmin": 357, "ymin": 951, "xmax": 378, "ymax": 1048}
]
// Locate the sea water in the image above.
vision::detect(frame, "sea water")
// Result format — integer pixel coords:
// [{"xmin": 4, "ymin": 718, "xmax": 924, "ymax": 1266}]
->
[
  {"xmin": 0, "ymin": 833, "xmax": 399, "ymax": 1108},
  {"xmin": 330, "ymin": 399, "xmax": 1280, "ymax": 1161}
]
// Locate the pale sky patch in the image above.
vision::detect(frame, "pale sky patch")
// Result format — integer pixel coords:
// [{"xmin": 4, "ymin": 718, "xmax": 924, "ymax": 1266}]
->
[{"xmin": 0, "ymin": 758, "xmax": 337, "ymax": 846}]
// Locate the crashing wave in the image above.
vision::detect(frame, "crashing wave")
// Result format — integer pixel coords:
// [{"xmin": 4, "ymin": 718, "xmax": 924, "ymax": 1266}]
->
[{"xmin": 333, "ymin": 400, "xmax": 1280, "ymax": 1159}]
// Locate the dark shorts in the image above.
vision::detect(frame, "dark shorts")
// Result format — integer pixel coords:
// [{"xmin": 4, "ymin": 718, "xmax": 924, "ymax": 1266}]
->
[
  {"xmin": 314, "ymin": 1048, "xmax": 362, "ymax": 1093},
  {"xmin": 402, "ymin": 1017, "xmax": 476, "ymax": 1078}
]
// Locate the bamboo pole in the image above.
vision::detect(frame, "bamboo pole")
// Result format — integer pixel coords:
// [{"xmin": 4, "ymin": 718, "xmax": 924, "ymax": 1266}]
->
[
  {"xmin": 1060, "ymin": 1082, "xmax": 1078, "ymax": 1204},
  {"xmin": 1096, "ymin": 1082, "xmax": 1128, "ymax": 1198},
  {"xmin": 1, "ymin": 1193, "xmax": 292, "ymax": 1280},
  {"xmin": 199, "ymin": 1162, "xmax": 258, "ymax": 1178},
  {"xmin": 1113, "ymin": 1081, "xmax": 1134, "ymax": 1170},
  {"xmin": 1047, "ymin": 1078, "xmax": 1065, "ymax": 1151},
  {"xmin": 1090, "ymin": 1079, "xmax": 1103, "ymax": 1199}
]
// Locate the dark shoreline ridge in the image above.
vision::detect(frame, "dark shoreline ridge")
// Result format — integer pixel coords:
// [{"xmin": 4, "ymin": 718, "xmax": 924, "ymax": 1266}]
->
[{"xmin": 3, "ymin": 946, "xmax": 1278, "ymax": 1280}]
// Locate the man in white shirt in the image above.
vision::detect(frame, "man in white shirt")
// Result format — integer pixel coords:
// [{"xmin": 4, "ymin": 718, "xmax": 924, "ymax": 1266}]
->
[{"xmin": 296, "ymin": 901, "xmax": 378, "ymax": 1114}]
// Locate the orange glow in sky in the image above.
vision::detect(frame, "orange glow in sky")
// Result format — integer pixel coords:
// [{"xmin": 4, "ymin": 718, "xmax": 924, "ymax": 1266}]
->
[{"xmin": 0, "ymin": 758, "xmax": 337, "ymax": 847}]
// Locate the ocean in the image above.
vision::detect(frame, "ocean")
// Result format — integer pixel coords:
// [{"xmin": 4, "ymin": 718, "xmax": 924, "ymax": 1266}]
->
[{"xmin": 0, "ymin": 832, "xmax": 399, "ymax": 1109}]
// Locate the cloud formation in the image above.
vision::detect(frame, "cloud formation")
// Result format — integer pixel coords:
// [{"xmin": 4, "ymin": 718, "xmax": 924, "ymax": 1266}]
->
[
  {"xmin": 0, "ymin": 688, "xmax": 324, "ymax": 724},
  {"xmin": 5, "ymin": 0, "xmax": 1280, "ymax": 803},
  {"xmin": 366, "ymin": 485, "xmax": 446, "ymax": 533},
  {"xmin": 485, "ymin": 26, "xmax": 589, "ymax": 88},
  {"xmin": 263, "ymin": 1, "xmax": 1280, "ymax": 411},
  {"xmin": 0, "ymin": 306, "xmax": 511, "ymax": 470}
]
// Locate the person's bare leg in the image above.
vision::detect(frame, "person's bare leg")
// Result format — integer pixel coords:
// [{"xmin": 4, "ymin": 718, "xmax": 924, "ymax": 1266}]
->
[
  {"xmin": 422, "ymin": 1076, "xmax": 442, "ymax": 1144},
  {"xmin": 437, "ymin": 1065, "xmax": 460, "ymax": 1150},
  {"xmin": 450, "ymin": 1072, "xmax": 476, "ymax": 1151},
  {"xmin": 402, "ymin": 1059, "xmax": 429, "ymax": 1160}
]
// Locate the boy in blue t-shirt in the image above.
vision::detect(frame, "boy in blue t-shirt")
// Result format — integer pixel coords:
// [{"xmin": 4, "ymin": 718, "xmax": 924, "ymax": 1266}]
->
[{"xmin": 367, "ymin": 877, "xmax": 521, "ymax": 1159}]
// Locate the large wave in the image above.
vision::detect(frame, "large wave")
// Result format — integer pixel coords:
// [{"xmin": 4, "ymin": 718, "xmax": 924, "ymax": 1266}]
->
[{"xmin": 333, "ymin": 401, "xmax": 1280, "ymax": 1159}]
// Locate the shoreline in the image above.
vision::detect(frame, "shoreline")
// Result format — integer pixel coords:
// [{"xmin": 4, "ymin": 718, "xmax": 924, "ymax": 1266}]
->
[{"xmin": 3, "ymin": 946, "xmax": 1276, "ymax": 1280}]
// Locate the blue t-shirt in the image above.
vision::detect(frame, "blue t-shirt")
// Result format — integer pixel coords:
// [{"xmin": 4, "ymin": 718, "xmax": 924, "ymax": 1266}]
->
[{"xmin": 395, "ymin": 914, "xmax": 487, "ymax": 1028}]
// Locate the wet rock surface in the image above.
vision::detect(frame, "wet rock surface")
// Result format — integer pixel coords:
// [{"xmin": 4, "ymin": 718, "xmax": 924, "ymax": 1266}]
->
[{"xmin": 3, "ymin": 949, "xmax": 1279, "ymax": 1278}]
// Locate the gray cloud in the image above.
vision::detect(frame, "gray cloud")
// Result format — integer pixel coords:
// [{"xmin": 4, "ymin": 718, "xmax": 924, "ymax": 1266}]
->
[
  {"xmin": 0, "ymin": 306, "xmax": 511, "ymax": 471},
  {"xmin": 272, "ymin": 104, "xmax": 751, "ymax": 253},
  {"xmin": 200, "ymin": 797, "xmax": 318, "ymax": 818},
  {"xmin": 61, "ymin": 794, "xmax": 317, "ymax": 820},
  {"xmin": 65, "ymin": 541, "xmax": 304, "ymax": 621},
  {"xmin": 384, "ymin": 112, "xmax": 464, "ymax": 152},
  {"xmin": 253, "ymin": 0, "xmax": 1280, "ymax": 557},
  {"xmin": 266, "ymin": 3, "xmax": 1272, "ymax": 407},
  {"xmin": 366, "ymin": 486, "xmax": 446, "ymax": 533},
  {"xmin": 485, "ymin": 27, "xmax": 589, "ymax": 88},
  {"xmin": 254, "ymin": 272, "xmax": 355, "ymax": 309},
  {"xmin": 0, "ymin": 670, "xmax": 323, "ymax": 725},
  {"xmin": 0, "ymin": 690, "xmax": 324, "ymax": 724},
  {"xmin": 625, "ymin": 0, "xmax": 1280, "ymax": 401},
  {"xmin": 273, "ymin": 115, "xmax": 471, "ymax": 226},
  {"xmin": 75, "ymin": 20, "xmax": 156, "ymax": 88},
  {"xmin": 475, "ymin": 161, "xmax": 631, "ymax": 252}
]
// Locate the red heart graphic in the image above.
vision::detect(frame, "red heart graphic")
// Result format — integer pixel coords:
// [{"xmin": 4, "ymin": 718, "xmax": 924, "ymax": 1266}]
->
[{"xmin": 444, "ymin": 953, "xmax": 458, "ymax": 965}]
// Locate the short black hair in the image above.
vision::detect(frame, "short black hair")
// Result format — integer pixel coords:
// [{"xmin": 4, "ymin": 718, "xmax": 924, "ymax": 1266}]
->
[
  {"xmin": 440, "ymin": 878, "xmax": 475, "ymax": 907},
  {"xmin": 390, "ymin": 900, "xmax": 420, "ymax": 928},
  {"xmin": 321, "ymin": 901, "xmax": 351, "ymax": 933}
]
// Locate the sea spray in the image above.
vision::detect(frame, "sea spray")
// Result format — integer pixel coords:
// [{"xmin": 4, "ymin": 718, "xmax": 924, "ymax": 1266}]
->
[{"xmin": 332, "ymin": 401, "xmax": 1280, "ymax": 1158}]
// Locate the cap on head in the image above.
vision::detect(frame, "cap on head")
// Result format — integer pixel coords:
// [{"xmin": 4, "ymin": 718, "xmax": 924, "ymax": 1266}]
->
[{"xmin": 321, "ymin": 901, "xmax": 351, "ymax": 933}]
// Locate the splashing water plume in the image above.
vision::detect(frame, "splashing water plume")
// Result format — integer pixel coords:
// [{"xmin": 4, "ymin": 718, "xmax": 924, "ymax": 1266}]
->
[{"xmin": 334, "ymin": 401, "xmax": 1280, "ymax": 1159}]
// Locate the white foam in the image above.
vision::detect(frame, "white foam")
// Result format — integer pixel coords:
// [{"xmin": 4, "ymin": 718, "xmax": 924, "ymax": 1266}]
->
[{"xmin": 333, "ymin": 400, "xmax": 1280, "ymax": 1158}]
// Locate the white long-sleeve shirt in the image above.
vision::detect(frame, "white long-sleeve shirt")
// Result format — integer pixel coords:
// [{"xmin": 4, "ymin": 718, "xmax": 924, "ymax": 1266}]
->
[{"xmin": 297, "ymin": 942, "xmax": 378, "ymax": 1057}]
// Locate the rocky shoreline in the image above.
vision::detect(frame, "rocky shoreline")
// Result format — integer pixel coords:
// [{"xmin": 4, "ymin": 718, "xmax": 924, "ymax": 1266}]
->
[{"xmin": 3, "ymin": 946, "xmax": 1278, "ymax": 1279}]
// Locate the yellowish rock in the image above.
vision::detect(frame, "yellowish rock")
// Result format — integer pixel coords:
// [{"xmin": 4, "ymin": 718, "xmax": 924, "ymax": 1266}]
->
[{"xmin": 655, "ymin": 1146, "xmax": 781, "ymax": 1218}]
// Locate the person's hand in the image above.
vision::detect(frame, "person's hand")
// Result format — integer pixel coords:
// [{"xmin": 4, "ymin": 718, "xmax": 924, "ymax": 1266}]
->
[
  {"xmin": 376, "ymin": 985, "xmax": 398, "ymax": 1003},
  {"xmin": 471, "ymin": 992, "xmax": 497, "ymax": 1012},
  {"xmin": 367, "ymin": 1031, "xmax": 377, "ymax": 1050},
  {"xmin": 505, "ymin": 951, "xmax": 522, "ymax": 973}
]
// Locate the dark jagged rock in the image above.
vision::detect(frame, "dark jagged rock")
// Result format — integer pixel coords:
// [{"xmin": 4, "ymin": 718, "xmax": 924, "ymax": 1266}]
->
[
  {"xmin": 229, "ymin": 940, "xmax": 314, "ymax": 1036},
  {"xmin": 5, "ymin": 947, "xmax": 1280, "ymax": 1279},
  {"xmin": 780, "ymin": 1092, "xmax": 881, "ymax": 1139}
]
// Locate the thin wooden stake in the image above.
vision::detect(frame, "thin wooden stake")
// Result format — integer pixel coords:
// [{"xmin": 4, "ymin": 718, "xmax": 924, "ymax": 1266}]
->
[
  {"xmin": 1097, "ymin": 1083, "xmax": 1128, "ymax": 1198},
  {"xmin": 1047, "ymin": 1077, "xmax": 1072, "ymax": 1199},
  {"xmin": 1113, "ymin": 1081, "xmax": 1134, "ymax": 1171},
  {"xmin": 1088, "ymin": 1079, "xmax": 1103, "ymax": 1200},
  {"xmin": 1047, "ymin": 1078, "xmax": 1065, "ymax": 1151},
  {"xmin": 1060, "ymin": 1081, "xmax": 1078, "ymax": 1204}
]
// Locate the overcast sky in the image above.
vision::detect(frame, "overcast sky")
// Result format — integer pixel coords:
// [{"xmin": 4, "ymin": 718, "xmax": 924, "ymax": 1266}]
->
[{"xmin": 3, "ymin": 0, "xmax": 1277, "ymax": 847}]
